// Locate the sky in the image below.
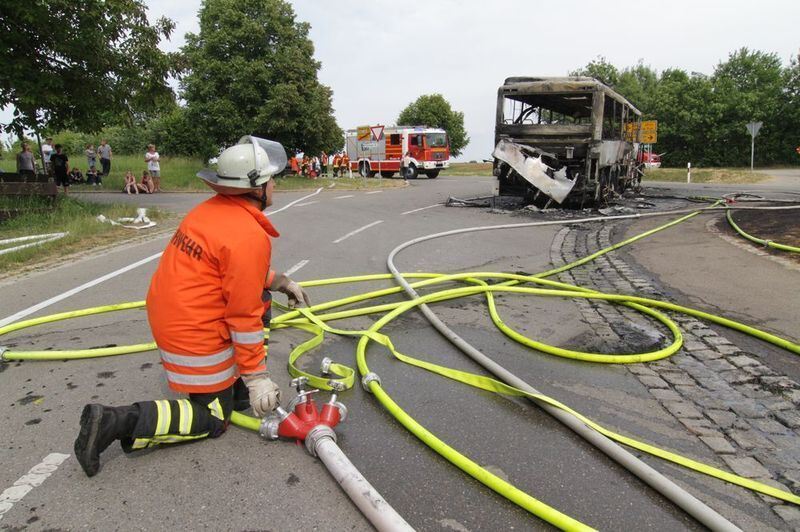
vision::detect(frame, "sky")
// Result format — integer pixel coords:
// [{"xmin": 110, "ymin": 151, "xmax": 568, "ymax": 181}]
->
[{"xmin": 5, "ymin": 0, "xmax": 799, "ymax": 161}]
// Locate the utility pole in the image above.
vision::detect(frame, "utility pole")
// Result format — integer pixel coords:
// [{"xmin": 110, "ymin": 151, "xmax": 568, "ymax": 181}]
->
[{"xmin": 745, "ymin": 121, "xmax": 763, "ymax": 171}]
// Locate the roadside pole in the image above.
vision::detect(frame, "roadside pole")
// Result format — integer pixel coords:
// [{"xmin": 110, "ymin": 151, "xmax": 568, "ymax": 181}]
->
[
  {"xmin": 746, "ymin": 121, "xmax": 763, "ymax": 171},
  {"xmin": 687, "ymin": 162, "xmax": 691, "ymax": 184}
]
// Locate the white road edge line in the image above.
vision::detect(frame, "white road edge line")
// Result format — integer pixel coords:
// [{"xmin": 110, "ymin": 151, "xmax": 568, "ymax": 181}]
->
[
  {"xmin": 0, "ymin": 252, "xmax": 164, "ymax": 328},
  {"xmin": 265, "ymin": 187, "xmax": 324, "ymax": 216},
  {"xmin": 332, "ymin": 220, "xmax": 384, "ymax": 244},
  {"xmin": 284, "ymin": 259, "xmax": 310, "ymax": 276},
  {"xmin": 334, "ymin": 195, "xmax": 354, "ymax": 199},
  {"xmin": 0, "ymin": 453, "xmax": 70, "ymax": 521},
  {"xmin": 294, "ymin": 200, "xmax": 319, "ymax": 207},
  {"xmin": 365, "ymin": 191, "xmax": 382, "ymax": 195},
  {"xmin": 0, "ymin": 189, "xmax": 318, "ymax": 328},
  {"xmin": 401, "ymin": 203, "xmax": 443, "ymax": 215}
]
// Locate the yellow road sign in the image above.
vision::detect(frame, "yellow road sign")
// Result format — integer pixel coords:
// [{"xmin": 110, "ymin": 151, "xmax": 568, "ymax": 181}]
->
[
  {"xmin": 625, "ymin": 121, "xmax": 658, "ymax": 143},
  {"xmin": 641, "ymin": 131, "xmax": 658, "ymax": 144},
  {"xmin": 357, "ymin": 126, "xmax": 370, "ymax": 141},
  {"xmin": 624, "ymin": 122, "xmax": 639, "ymax": 142},
  {"xmin": 641, "ymin": 120, "xmax": 658, "ymax": 132}
]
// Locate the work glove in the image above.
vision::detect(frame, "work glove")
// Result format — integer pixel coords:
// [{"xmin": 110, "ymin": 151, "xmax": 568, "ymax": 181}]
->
[
  {"xmin": 241, "ymin": 372, "xmax": 281, "ymax": 417},
  {"xmin": 270, "ymin": 273, "xmax": 311, "ymax": 309}
]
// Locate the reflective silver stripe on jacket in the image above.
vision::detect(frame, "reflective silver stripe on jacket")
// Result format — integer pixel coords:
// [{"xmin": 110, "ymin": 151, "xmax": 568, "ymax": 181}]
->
[
  {"xmin": 159, "ymin": 346, "xmax": 234, "ymax": 367},
  {"xmin": 230, "ymin": 330, "xmax": 265, "ymax": 345},
  {"xmin": 164, "ymin": 366, "xmax": 237, "ymax": 386}
]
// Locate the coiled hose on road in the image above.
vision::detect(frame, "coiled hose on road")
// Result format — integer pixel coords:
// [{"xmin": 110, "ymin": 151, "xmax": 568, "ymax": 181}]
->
[{"xmin": 2, "ymin": 201, "xmax": 800, "ymax": 532}]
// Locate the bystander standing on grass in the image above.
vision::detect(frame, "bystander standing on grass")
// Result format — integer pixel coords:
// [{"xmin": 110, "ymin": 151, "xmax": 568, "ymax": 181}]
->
[
  {"xmin": 85, "ymin": 143, "xmax": 97, "ymax": 171},
  {"xmin": 15, "ymin": 143, "xmax": 36, "ymax": 178},
  {"xmin": 51, "ymin": 144, "xmax": 70, "ymax": 195},
  {"xmin": 145, "ymin": 144, "xmax": 162, "ymax": 192},
  {"xmin": 98, "ymin": 139, "xmax": 112, "ymax": 176}
]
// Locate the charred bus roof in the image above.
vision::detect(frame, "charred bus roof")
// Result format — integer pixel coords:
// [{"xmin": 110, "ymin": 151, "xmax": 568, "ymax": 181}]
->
[{"xmin": 499, "ymin": 76, "xmax": 641, "ymax": 117}]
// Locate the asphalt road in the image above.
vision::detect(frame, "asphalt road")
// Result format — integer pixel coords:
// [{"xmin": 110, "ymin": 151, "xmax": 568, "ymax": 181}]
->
[{"xmin": 0, "ymin": 174, "xmax": 797, "ymax": 530}]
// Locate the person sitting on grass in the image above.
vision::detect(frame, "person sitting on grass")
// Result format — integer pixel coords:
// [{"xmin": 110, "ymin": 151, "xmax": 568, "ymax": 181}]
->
[
  {"xmin": 86, "ymin": 166, "xmax": 102, "ymax": 186},
  {"xmin": 69, "ymin": 167, "xmax": 85, "ymax": 184},
  {"xmin": 123, "ymin": 170, "xmax": 139, "ymax": 195},
  {"xmin": 137, "ymin": 170, "xmax": 154, "ymax": 194}
]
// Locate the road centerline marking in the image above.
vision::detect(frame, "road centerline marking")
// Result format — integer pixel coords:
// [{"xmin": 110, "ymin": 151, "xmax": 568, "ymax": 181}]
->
[
  {"xmin": 334, "ymin": 195, "xmax": 354, "ymax": 199},
  {"xmin": 401, "ymin": 203, "xmax": 443, "ymax": 215},
  {"xmin": 332, "ymin": 221, "xmax": 384, "ymax": 244},
  {"xmin": 294, "ymin": 200, "xmax": 319, "ymax": 207},
  {"xmin": 284, "ymin": 260, "xmax": 310, "ymax": 276},
  {"xmin": 365, "ymin": 191, "xmax": 382, "ymax": 195},
  {"xmin": 265, "ymin": 187, "xmax": 323, "ymax": 215}
]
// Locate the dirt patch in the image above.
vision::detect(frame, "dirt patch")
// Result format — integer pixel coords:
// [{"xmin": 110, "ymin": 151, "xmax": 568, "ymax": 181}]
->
[{"xmin": 726, "ymin": 210, "xmax": 800, "ymax": 264}]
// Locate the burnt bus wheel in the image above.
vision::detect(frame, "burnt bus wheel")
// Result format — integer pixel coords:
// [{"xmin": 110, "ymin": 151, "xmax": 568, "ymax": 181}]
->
[{"xmin": 596, "ymin": 168, "xmax": 614, "ymax": 205}]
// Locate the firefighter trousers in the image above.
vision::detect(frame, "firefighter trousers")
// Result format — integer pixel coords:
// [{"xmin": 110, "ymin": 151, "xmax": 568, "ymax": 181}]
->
[{"xmin": 120, "ymin": 378, "xmax": 248, "ymax": 452}]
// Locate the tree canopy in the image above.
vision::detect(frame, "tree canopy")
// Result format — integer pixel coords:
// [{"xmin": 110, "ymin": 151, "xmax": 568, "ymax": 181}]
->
[
  {"xmin": 397, "ymin": 94, "xmax": 469, "ymax": 157},
  {"xmin": 571, "ymin": 50, "xmax": 800, "ymax": 167},
  {"xmin": 180, "ymin": 0, "xmax": 343, "ymax": 158},
  {"xmin": 0, "ymin": 0, "xmax": 177, "ymax": 137}
]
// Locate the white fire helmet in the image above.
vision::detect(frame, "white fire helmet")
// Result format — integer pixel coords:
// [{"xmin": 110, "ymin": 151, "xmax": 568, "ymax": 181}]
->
[{"xmin": 198, "ymin": 136, "xmax": 288, "ymax": 195}]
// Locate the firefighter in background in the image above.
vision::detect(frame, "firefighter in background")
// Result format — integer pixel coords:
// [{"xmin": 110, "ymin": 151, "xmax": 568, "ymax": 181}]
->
[
  {"xmin": 320, "ymin": 151, "xmax": 328, "ymax": 177},
  {"xmin": 332, "ymin": 151, "xmax": 342, "ymax": 177},
  {"xmin": 74, "ymin": 137, "xmax": 310, "ymax": 477},
  {"xmin": 341, "ymin": 151, "xmax": 350, "ymax": 177}
]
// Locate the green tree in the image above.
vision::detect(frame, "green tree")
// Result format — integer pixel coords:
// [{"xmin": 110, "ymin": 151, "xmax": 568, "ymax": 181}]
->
[
  {"xmin": 180, "ymin": 0, "xmax": 342, "ymax": 159},
  {"xmin": 649, "ymin": 69, "xmax": 716, "ymax": 166},
  {"xmin": 710, "ymin": 48, "xmax": 785, "ymax": 166},
  {"xmin": 572, "ymin": 58, "xmax": 657, "ymax": 114},
  {"xmin": 781, "ymin": 53, "xmax": 800, "ymax": 163},
  {"xmin": 570, "ymin": 56, "xmax": 620, "ymax": 87},
  {"xmin": 397, "ymin": 94, "xmax": 469, "ymax": 157},
  {"xmin": 615, "ymin": 61, "xmax": 659, "ymax": 114},
  {"xmin": 0, "ymin": 0, "xmax": 177, "ymax": 137}
]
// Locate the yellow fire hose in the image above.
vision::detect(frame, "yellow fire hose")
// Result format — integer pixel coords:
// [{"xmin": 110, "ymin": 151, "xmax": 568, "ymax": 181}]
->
[
  {"xmin": 1, "ymin": 204, "xmax": 799, "ymax": 531},
  {"xmin": 726, "ymin": 208, "xmax": 800, "ymax": 253}
]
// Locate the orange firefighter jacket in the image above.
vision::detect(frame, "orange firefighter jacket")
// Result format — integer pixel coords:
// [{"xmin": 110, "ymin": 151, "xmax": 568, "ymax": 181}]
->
[
  {"xmin": 332, "ymin": 154, "xmax": 342, "ymax": 168},
  {"xmin": 341, "ymin": 154, "xmax": 350, "ymax": 170},
  {"xmin": 146, "ymin": 194, "xmax": 279, "ymax": 394}
]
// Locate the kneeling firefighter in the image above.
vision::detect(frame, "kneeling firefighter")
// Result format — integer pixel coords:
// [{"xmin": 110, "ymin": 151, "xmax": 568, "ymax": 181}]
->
[{"xmin": 74, "ymin": 137, "xmax": 310, "ymax": 477}]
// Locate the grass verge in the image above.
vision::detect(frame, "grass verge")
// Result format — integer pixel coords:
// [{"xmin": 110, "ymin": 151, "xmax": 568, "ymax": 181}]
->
[
  {"xmin": 643, "ymin": 167, "xmax": 771, "ymax": 184},
  {"xmin": 441, "ymin": 162, "xmax": 493, "ymax": 176},
  {"xmin": 272, "ymin": 175, "xmax": 406, "ymax": 190},
  {"xmin": 0, "ymin": 196, "xmax": 169, "ymax": 275}
]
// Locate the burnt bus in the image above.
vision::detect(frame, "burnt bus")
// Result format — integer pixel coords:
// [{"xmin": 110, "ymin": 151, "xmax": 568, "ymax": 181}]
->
[{"xmin": 493, "ymin": 76, "xmax": 642, "ymax": 207}]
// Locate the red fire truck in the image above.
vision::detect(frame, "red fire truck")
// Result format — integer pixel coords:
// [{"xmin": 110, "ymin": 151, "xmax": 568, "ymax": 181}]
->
[{"xmin": 345, "ymin": 125, "xmax": 450, "ymax": 178}]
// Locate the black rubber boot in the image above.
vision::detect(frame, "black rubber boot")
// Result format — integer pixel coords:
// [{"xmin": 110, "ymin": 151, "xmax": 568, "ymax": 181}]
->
[
  {"xmin": 74, "ymin": 404, "xmax": 138, "ymax": 477},
  {"xmin": 232, "ymin": 377, "xmax": 250, "ymax": 411}
]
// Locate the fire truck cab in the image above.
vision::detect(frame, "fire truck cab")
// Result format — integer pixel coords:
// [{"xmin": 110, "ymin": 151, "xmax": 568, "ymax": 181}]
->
[{"xmin": 345, "ymin": 125, "xmax": 450, "ymax": 179}]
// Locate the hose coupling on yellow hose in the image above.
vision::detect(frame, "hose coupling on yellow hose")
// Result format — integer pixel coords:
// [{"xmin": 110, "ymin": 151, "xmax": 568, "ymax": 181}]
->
[
  {"xmin": 362, "ymin": 372, "xmax": 381, "ymax": 392},
  {"xmin": 0, "ymin": 346, "xmax": 8, "ymax": 361},
  {"xmin": 320, "ymin": 356, "xmax": 333, "ymax": 374}
]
